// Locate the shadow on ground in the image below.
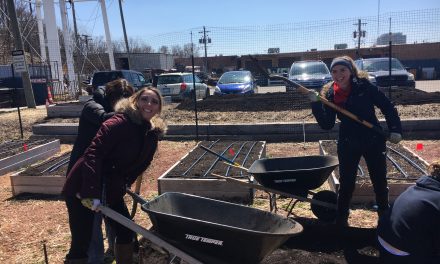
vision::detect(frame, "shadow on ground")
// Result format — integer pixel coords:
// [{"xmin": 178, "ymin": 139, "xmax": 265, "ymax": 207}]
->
[{"xmin": 262, "ymin": 217, "xmax": 380, "ymax": 264}]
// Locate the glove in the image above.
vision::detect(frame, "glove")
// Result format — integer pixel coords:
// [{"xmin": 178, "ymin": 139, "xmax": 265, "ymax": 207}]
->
[
  {"xmin": 308, "ymin": 90, "xmax": 320, "ymax": 102},
  {"xmin": 388, "ymin": 132, "xmax": 402, "ymax": 144},
  {"xmin": 81, "ymin": 198, "xmax": 101, "ymax": 212}
]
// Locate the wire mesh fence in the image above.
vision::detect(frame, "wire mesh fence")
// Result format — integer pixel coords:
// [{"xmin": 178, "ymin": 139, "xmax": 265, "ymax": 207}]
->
[{"xmin": 0, "ymin": 4, "xmax": 440, "ymax": 140}]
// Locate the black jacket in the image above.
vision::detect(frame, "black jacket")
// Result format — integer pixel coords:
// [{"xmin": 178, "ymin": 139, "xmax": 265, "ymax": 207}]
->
[
  {"xmin": 311, "ymin": 79, "xmax": 402, "ymax": 141},
  {"xmin": 378, "ymin": 176, "xmax": 440, "ymax": 261},
  {"xmin": 66, "ymin": 87, "xmax": 114, "ymax": 173}
]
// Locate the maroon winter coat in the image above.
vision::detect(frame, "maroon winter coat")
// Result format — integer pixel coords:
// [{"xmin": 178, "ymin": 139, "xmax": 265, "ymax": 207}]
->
[{"xmin": 62, "ymin": 99, "xmax": 166, "ymax": 204}]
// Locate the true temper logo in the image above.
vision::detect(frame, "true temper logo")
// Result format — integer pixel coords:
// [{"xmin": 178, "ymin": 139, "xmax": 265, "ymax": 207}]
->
[{"xmin": 185, "ymin": 234, "xmax": 224, "ymax": 246}]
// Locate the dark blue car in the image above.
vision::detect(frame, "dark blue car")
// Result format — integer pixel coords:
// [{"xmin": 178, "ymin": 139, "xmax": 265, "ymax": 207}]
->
[{"xmin": 214, "ymin": 71, "xmax": 257, "ymax": 95}]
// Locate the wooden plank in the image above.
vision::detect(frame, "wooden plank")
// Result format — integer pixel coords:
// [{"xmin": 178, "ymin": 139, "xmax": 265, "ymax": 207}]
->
[
  {"xmin": 10, "ymin": 175, "xmax": 65, "ymax": 186},
  {"xmin": 11, "ymin": 185, "xmax": 63, "ymax": 196}
]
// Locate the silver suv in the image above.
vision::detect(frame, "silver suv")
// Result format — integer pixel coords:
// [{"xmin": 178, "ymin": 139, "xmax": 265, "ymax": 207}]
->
[
  {"xmin": 287, "ymin": 60, "xmax": 332, "ymax": 91},
  {"xmin": 355, "ymin": 58, "xmax": 415, "ymax": 89},
  {"xmin": 157, "ymin": 72, "xmax": 209, "ymax": 101}
]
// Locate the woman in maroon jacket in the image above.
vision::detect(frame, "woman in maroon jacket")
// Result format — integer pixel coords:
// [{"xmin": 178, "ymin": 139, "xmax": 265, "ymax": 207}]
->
[{"xmin": 62, "ymin": 87, "xmax": 166, "ymax": 264}]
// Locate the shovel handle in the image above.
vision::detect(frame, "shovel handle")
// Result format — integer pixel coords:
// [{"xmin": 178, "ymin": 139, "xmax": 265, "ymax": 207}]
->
[
  {"xmin": 269, "ymin": 75, "xmax": 387, "ymax": 138},
  {"xmin": 129, "ymin": 175, "xmax": 143, "ymax": 219}
]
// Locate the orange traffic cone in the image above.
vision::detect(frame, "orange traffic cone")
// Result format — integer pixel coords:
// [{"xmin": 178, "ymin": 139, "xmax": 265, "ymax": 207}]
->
[{"xmin": 47, "ymin": 86, "xmax": 54, "ymax": 104}]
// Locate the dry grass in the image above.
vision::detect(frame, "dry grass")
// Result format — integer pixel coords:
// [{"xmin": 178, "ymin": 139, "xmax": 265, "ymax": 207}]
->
[{"xmin": 0, "ymin": 107, "xmax": 47, "ymax": 142}]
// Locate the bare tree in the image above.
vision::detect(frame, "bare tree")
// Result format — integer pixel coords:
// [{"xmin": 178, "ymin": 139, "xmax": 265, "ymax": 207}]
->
[{"xmin": 159, "ymin": 45, "xmax": 169, "ymax": 54}]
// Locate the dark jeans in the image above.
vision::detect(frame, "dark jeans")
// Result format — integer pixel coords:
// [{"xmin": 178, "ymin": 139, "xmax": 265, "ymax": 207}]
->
[
  {"xmin": 65, "ymin": 195, "xmax": 135, "ymax": 260},
  {"xmin": 337, "ymin": 137, "xmax": 388, "ymax": 219}
]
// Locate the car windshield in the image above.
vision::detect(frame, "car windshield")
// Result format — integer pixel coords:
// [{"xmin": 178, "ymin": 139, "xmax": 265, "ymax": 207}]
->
[
  {"xmin": 218, "ymin": 72, "xmax": 251, "ymax": 84},
  {"xmin": 362, "ymin": 59, "xmax": 405, "ymax": 72},
  {"xmin": 290, "ymin": 63, "xmax": 329, "ymax": 76},
  {"xmin": 92, "ymin": 72, "xmax": 124, "ymax": 87},
  {"xmin": 157, "ymin": 75, "xmax": 183, "ymax": 85}
]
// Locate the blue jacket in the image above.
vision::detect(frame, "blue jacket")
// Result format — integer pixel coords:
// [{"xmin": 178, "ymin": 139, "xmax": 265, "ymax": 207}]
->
[
  {"xmin": 378, "ymin": 176, "xmax": 440, "ymax": 260},
  {"xmin": 311, "ymin": 79, "xmax": 402, "ymax": 141}
]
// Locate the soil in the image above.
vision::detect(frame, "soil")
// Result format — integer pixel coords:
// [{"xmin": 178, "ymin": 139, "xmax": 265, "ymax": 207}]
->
[
  {"xmin": 19, "ymin": 151, "xmax": 71, "ymax": 176},
  {"xmin": 320, "ymin": 140, "xmax": 429, "ymax": 183},
  {"xmin": 34, "ymin": 89, "xmax": 440, "ymax": 125},
  {"xmin": 164, "ymin": 140, "xmax": 265, "ymax": 179}
]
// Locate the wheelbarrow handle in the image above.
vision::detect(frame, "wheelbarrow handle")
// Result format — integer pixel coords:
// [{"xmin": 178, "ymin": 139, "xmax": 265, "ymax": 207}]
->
[
  {"xmin": 97, "ymin": 204, "xmax": 203, "ymax": 264},
  {"xmin": 211, "ymin": 173, "xmax": 337, "ymax": 209}
]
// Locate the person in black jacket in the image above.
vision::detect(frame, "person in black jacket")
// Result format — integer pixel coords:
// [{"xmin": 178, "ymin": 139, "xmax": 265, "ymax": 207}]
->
[
  {"xmin": 309, "ymin": 56, "xmax": 402, "ymax": 227},
  {"xmin": 377, "ymin": 160, "xmax": 440, "ymax": 264},
  {"xmin": 67, "ymin": 78, "xmax": 134, "ymax": 264}
]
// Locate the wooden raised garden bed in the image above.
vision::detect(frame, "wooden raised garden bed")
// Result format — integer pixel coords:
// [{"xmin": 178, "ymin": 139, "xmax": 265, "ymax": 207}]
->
[
  {"xmin": 158, "ymin": 140, "xmax": 266, "ymax": 204},
  {"xmin": 0, "ymin": 139, "xmax": 60, "ymax": 176},
  {"xmin": 319, "ymin": 140, "xmax": 429, "ymax": 203},
  {"xmin": 10, "ymin": 151, "xmax": 70, "ymax": 196}
]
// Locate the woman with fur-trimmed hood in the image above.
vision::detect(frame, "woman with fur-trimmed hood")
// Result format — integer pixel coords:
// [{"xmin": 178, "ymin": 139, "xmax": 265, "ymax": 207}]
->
[
  {"xmin": 62, "ymin": 87, "xmax": 167, "ymax": 264},
  {"xmin": 309, "ymin": 56, "xmax": 402, "ymax": 229}
]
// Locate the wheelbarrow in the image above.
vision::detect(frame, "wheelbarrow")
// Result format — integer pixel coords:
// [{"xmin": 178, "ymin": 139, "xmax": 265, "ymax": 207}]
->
[
  {"xmin": 96, "ymin": 190, "xmax": 303, "ymax": 264},
  {"xmin": 200, "ymin": 145, "xmax": 339, "ymax": 222}
]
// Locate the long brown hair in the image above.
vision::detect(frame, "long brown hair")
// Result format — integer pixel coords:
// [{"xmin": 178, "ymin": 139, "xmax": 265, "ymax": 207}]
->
[{"xmin": 105, "ymin": 79, "xmax": 134, "ymax": 108}]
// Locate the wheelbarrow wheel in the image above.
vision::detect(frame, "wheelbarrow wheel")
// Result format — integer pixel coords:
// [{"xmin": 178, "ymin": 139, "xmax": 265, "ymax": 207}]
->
[{"xmin": 310, "ymin": 190, "xmax": 337, "ymax": 223}]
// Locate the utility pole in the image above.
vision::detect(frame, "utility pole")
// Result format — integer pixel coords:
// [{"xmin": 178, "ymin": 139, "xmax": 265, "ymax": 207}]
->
[
  {"xmin": 199, "ymin": 26, "xmax": 211, "ymax": 73},
  {"xmin": 82, "ymin": 34, "xmax": 92, "ymax": 50},
  {"xmin": 353, "ymin": 19, "xmax": 367, "ymax": 59},
  {"xmin": 118, "ymin": 0, "xmax": 131, "ymax": 69},
  {"xmin": 6, "ymin": 0, "xmax": 36, "ymax": 108}
]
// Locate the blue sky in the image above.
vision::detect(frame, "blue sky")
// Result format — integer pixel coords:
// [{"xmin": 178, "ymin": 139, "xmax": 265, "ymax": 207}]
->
[
  {"xmin": 62, "ymin": 0, "xmax": 440, "ymax": 56},
  {"xmin": 70, "ymin": 0, "xmax": 440, "ymax": 39}
]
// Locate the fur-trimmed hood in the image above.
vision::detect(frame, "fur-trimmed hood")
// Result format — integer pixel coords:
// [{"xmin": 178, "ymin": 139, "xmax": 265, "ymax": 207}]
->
[{"xmin": 114, "ymin": 98, "xmax": 167, "ymax": 137}]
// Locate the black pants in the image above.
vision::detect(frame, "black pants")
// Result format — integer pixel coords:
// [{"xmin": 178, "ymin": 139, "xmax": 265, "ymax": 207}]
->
[
  {"xmin": 65, "ymin": 195, "xmax": 135, "ymax": 260},
  {"xmin": 337, "ymin": 137, "xmax": 388, "ymax": 219}
]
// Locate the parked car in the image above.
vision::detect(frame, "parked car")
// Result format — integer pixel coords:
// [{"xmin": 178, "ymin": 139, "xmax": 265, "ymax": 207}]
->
[
  {"xmin": 156, "ymin": 72, "xmax": 209, "ymax": 101},
  {"xmin": 88, "ymin": 70, "xmax": 149, "ymax": 94},
  {"xmin": 214, "ymin": 71, "xmax": 257, "ymax": 95},
  {"xmin": 354, "ymin": 57, "xmax": 415, "ymax": 89},
  {"xmin": 287, "ymin": 60, "xmax": 332, "ymax": 91}
]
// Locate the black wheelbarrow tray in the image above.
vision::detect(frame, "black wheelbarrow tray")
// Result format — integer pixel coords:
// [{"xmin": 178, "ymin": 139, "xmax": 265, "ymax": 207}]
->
[
  {"xmin": 248, "ymin": 155, "xmax": 339, "ymax": 194},
  {"xmin": 202, "ymin": 145, "xmax": 340, "ymax": 222},
  {"xmin": 140, "ymin": 192, "xmax": 303, "ymax": 264}
]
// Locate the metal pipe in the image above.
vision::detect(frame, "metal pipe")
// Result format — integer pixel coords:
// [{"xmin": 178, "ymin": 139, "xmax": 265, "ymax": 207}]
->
[
  {"xmin": 202, "ymin": 142, "xmax": 237, "ymax": 177},
  {"xmin": 387, "ymin": 146, "xmax": 428, "ymax": 175},
  {"xmin": 182, "ymin": 139, "xmax": 220, "ymax": 176},
  {"xmin": 386, "ymin": 153, "xmax": 409, "ymax": 178}
]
